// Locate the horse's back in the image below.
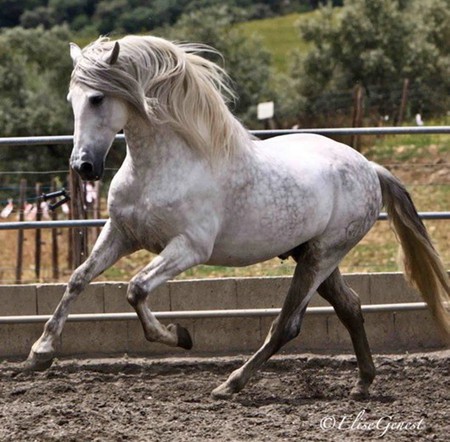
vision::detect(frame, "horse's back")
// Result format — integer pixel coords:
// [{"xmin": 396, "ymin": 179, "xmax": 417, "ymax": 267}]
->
[
  {"xmin": 257, "ymin": 133, "xmax": 381, "ymax": 206},
  {"xmin": 257, "ymin": 133, "xmax": 369, "ymax": 168}
]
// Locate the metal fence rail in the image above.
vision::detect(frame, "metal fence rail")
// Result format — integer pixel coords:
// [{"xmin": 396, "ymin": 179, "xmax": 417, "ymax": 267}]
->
[
  {"xmin": 0, "ymin": 219, "xmax": 107, "ymax": 230},
  {"xmin": 0, "ymin": 211, "xmax": 449, "ymax": 231},
  {"xmin": 0, "ymin": 126, "xmax": 449, "ymax": 146},
  {"xmin": 0, "ymin": 302, "xmax": 428, "ymax": 325},
  {"xmin": 0, "ymin": 127, "xmax": 448, "ymax": 230},
  {"xmin": 0, "ymin": 124, "xmax": 447, "ymax": 150}
]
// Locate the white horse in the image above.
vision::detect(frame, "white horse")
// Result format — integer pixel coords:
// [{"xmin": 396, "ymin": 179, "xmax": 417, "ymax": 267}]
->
[{"xmin": 26, "ymin": 35, "xmax": 450, "ymax": 400}]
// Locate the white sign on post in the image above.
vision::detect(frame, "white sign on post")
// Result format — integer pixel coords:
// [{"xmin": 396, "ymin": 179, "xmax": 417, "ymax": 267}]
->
[{"xmin": 257, "ymin": 101, "xmax": 274, "ymax": 120}]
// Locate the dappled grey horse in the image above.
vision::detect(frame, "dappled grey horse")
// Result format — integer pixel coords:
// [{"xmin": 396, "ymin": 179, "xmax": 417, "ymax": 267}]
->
[{"xmin": 25, "ymin": 35, "xmax": 450, "ymax": 399}]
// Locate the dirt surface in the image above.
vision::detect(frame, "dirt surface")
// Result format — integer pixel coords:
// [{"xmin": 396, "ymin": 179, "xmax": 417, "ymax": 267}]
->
[{"xmin": 0, "ymin": 351, "xmax": 448, "ymax": 441}]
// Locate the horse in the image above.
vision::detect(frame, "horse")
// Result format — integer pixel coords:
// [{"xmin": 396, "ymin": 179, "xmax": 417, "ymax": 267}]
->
[{"xmin": 25, "ymin": 35, "xmax": 450, "ymax": 400}]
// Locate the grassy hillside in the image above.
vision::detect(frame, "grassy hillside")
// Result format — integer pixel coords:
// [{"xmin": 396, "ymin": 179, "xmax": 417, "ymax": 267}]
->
[
  {"xmin": 235, "ymin": 12, "xmax": 314, "ymax": 72},
  {"xmin": 74, "ymin": 11, "xmax": 316, "ymax": 72}
]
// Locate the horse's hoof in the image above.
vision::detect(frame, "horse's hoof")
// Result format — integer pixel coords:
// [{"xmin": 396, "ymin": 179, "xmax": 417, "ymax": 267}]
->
[
  {"xmin": 172, "ymin": 324, "xmax": 193, "ymax": 350},
  {"xmin": 211, "ymin": 383, "xmax": 235, "ymax": 400},
  {"xmin": 349, "ymin": 385, "xmax": 369, "ymax": 400},
  {"xmin": 23, "ymin": 352, "xmax": 54, "ymax": 372}
]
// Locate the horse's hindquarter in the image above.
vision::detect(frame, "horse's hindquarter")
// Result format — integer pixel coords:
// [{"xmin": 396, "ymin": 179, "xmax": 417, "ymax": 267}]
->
[{"xmin": 209, "ymin": 134, "xmax": 382, "ymax": 266}]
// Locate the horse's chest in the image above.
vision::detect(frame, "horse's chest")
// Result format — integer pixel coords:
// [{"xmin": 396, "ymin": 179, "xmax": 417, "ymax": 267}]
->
[{"xmin": 109, "ymin": 193, "xmax": 179, "ymax": 253}]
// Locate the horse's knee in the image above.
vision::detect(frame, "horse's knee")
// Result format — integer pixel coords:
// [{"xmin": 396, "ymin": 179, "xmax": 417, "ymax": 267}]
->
[
  {"xmin": 67, "ymin": 272, "xmax": 82, "ymax": 292},
  {"xmin": 67, "ymin": 263, "xmax": 91, "ymax": 293},
  {"xmin": 127, "ymin": 277, "xmax": 147, "ymax": 307}
]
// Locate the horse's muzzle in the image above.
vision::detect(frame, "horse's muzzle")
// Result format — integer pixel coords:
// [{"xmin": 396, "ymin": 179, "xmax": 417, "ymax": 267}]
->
[{"xmin": 72, "ymin": 160, "xmax": 104, "ymax": 181}]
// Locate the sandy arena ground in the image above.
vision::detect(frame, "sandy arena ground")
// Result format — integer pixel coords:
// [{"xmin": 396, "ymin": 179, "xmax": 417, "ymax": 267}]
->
[{"xmin": 0, "ymin": 350, "xmax": 448, "ymax": 441}]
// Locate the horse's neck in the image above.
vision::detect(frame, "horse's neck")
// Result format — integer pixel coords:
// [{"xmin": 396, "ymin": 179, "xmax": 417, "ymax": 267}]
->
[
  {"xmin": 124, "ymin": 121, "xmax": 198, "ymax": 171},
  {"xmin": 123, "ymin": 118, "xmax": 255, "ymax": 178}
]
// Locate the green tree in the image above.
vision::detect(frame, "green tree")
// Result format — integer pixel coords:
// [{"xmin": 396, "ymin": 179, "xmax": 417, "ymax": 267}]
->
[
  {"xmin": 20, "ymin": 6, "xmax": 56, "ymax": 29},
  {"xmin": 49, "ymin": 0, "xmax": 89, "ymax": 23},
  {"xmin": 118, "ymin": 7, "xmax": 155, "ymax": 33},
  {"xmin": 93, "ymin": 0, "xmax": 128, "ymax": 34},
  {"xmin": 285, "ymin": 0, "xmax": 450, "ymax": 124},
  {"xmin": 0, "ymin": 26, "xmax": 74, "ymax": 174},
  {"xmin": 404, "ymin": 0, "xmax": 450, "ymax": 116},
  {"xmin": 164, "ymin": 5, "xmax": 274, "ymax": 125}
]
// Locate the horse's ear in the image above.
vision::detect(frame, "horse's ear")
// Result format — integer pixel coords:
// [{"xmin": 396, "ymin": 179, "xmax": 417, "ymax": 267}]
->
[
  {"xmin": 106, "ymin": 42, "xmax": 120, "ymax": 65},
  {"xmin": 69, "ymin": 42, "xmax": 82, "ymax": 67}
]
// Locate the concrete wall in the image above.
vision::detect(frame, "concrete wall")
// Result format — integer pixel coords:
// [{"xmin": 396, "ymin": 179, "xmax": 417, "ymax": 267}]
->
[{"xmin": 0, "ymin": 273, "xmax": 446, "ymax": 360}]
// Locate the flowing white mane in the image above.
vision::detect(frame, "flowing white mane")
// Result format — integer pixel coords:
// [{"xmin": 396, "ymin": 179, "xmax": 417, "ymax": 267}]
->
[{"xmin": 70, "ymin": 35, "xmax": 253, "ymax": 160}]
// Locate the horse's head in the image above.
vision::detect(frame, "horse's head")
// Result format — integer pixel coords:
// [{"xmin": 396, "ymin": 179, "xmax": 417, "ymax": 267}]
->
[
  {"xmin": 68, "ymin": 42, "xmax": 128, "ymax": 181},
  {"xmin": 67, "ymin": 35, "xmax": 251, "ymax": 176}
]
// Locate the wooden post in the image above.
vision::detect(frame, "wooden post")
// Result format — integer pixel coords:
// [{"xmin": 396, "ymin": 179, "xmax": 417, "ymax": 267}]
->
[
  {"xmin": 15, "ymin": 179, "xmax": 26, "ymax": 284},
  {"xmin": 67, "ymin": 173, "xmax": 73, "ymax": 270},
  {"xmin": 51, "ymin": 178, "xmax": 59, "ymax": 281},
  {"xmin": 69, "ymin": 168, "xmax": 88, "ymax": 269},
  {"xmin": 94, "ymin": 181, "xmax": 102, "ymax": 240},
  {"xmin": 397, "ymin": 78, "xmax": 409, "ymax": 126},
  {"xmin": 351, "ymin": 84, "xmax": 364, "ymax": 151},
  {"xmin": 34, "ymin": 182, "xmax": 42, "ymax": 280}
]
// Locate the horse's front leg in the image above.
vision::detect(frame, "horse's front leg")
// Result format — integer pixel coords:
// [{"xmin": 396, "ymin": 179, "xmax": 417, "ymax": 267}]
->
[
  {"xmin": 25, "ymin": 220, "xmax": 136, "ymax": 371},
  {"xmin": 127, "ymin": 234, "xmax": 211, "ymax": 349}
]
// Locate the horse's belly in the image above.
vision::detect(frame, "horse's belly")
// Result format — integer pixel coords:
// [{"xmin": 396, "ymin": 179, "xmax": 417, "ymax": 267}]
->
[
  {"xmin": 208, "ymin": 206, "xmax": 329, "ymax": 266},
  {"xmin": 206, "ymin": 245, "xmax": 291, "ymax": 267}
]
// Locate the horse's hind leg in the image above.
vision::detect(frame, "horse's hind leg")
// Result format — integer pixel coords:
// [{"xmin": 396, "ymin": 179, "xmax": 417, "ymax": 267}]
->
[
  {"xmin": 212, "ymin": 242, "xmax": 328, "ymax": 399},
  {"xmin": 317, "ymin": 268, "xmax": 375, "ymax": 398}
]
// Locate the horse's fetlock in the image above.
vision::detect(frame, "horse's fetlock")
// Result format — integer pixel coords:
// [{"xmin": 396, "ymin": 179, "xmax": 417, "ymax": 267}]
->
[
  {"xmin": 363, "ymin": 365, "xmax": 376, "ymax": 384},
  {"xmin": 44, "ymin": 320, "xmax": 58, "ymax": 335},
  {"xmin": 227, "ymin": 370, "xmax": 245, "ymax": 392},
  {"xmin": 143, "ymin": 331, "xmax": 157, "ymax": 343}
]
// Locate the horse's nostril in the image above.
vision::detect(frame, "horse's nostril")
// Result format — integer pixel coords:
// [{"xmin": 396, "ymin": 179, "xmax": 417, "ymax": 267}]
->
[
  {"xmin": 79, "ymin": 162, "xmax": 94, "ymax": 174},
  {"xmin": 74, "ymin": 160, "xmax": 102, "ymax": 181}
]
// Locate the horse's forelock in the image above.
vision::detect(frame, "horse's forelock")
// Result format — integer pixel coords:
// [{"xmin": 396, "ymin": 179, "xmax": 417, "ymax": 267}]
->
[{"xmin": 70, "ymin": 38, "xmax": 149, "ymax": 119}]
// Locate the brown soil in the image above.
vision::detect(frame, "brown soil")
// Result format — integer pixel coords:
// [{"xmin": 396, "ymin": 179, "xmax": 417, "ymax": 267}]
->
[{"xmin": 0, "ymin": 351, "xmax": 448, "ymax": 441}]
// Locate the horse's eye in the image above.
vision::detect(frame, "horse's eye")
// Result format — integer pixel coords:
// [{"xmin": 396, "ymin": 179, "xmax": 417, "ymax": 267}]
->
[{"xmin": 89, "ymin": 94, "xmax": 104, "ymax": 106}]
